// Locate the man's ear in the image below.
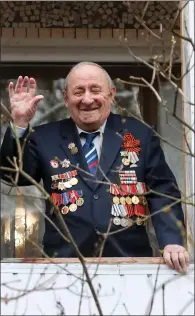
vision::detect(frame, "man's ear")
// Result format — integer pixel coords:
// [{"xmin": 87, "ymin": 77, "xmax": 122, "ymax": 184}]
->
[
  {"xmin": 63, "ymin": 89, "xmax": 68, "ymax": 108},
  {"xmin": 110, "ymin": 86, "xmax": 116, "ymax": 103}
]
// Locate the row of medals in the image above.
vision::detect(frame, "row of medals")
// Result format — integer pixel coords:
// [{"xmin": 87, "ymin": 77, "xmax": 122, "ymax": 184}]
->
[
  {"xmin": 51, "ymin": 170, "xmax": 84, "ymax": 214},
  {"xmin": 111, "ymin": 168, "xmax": 145, "ymax": 227},
  {"xmin": 111, "ymin": 195, "xmax": 144, "ymax": 227}
]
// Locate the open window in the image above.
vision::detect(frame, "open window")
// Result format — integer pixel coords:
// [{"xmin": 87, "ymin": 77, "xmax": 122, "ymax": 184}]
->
[{"xmin": 1, "ymin": 62, "xmax": 188, "ymax": 258}]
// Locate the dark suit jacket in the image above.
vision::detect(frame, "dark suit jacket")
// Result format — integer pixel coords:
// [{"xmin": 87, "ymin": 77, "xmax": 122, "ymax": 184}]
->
[{"xmin": 1, "ymin": 113, "xmax": 185, "ymax": 257}]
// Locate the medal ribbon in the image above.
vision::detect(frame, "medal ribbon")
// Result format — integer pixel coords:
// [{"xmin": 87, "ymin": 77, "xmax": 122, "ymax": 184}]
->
[{"xmin": 122, "ymin": 133, "xmax": 141, "ymax": 154}]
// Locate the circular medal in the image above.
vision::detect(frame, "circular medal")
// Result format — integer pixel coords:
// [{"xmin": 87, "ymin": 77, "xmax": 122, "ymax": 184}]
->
[
  {"xmin": 127, "ymin": 218, "xmax": 133, "ymax": 227},
  {"xmin": 120, "ymin": 197, "xmax": 126, "ymax": 205},
  {"xmin": 69, "ymin": 203, "xmax": 77, "ymax": 212},
  {"xmin": 64, "ymin": 181, "xmax": 72, "ymax": 188},
  {"xmin": 122, "ymin": 158, "xmax": 130, "ymax": 166},
  {"xmin": 142, "ymin": 196, "xmax": 147, "ymax": 205},
  {"xmin": 51, "ymin": 182, "xmax": 58, "ymax": 189},
  {"xmin": 71, "ymin": 147, "xmax": 78, "ymax": 155},
  {"xmin": 69, "ymin": 177, "xmax": 78, "ymax": 186},
  {"xmin": 113, "ymin": 217, "xmax": 121, "ymax": 226},
  {"xmin": 113, "ymin": 196, "xmax": 120, "ymax": 204},
  {"xmin": 132, "ymin": 195, "xmax": 139, "ymax": 204},
  {"xmin": 120, "ymin": 218, "xmax": 128, "ymax": 227},
  {"xmin": 61, "ymin": 206, "xmax": 69, "ymax": 215},
  {"xmin": 136, "ymin": 217, "xmax": 142, "ymax": 225},
  {"xmin": 76, "ymin": 197, "xmax": 84, "ymax": 206},
  {"xmin": 126, "ymin": 196, "xmax": 132, "ymax": 205}
]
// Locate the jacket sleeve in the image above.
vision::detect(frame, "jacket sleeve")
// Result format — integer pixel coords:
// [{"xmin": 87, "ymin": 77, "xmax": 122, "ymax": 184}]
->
[
  {"xmin": 144, "ymin": 128, "xmax": 185, "ymax": 250},
  {"xmin": 0, "ymin": 126, "xmax": 42, "ymax": 186}
]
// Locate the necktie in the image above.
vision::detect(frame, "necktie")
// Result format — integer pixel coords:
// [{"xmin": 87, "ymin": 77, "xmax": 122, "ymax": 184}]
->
[{"xmin": 82, "ymin": 132, "xmax": 99, "ymax": 175}]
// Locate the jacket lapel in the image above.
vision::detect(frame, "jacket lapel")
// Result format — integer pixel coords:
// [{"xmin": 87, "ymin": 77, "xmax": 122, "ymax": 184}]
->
[
  {"xmin": 94, "ymin": 114, "xmax": 124, "ymax": 190},
  {"xmin": 59, "ymin": 118, "xmax": 96, "ymax": 190}
]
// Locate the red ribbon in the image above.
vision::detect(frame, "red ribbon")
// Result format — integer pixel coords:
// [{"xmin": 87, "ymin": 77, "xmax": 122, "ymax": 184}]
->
[{"xmin": 122, "ymin": 133, "xmax": 141, "ymax": 154}]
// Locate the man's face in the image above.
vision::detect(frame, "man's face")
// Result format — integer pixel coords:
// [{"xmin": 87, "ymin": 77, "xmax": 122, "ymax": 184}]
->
[{"xmin": 64, "ymin": 65, "xmax": 116, "ymax": 131}]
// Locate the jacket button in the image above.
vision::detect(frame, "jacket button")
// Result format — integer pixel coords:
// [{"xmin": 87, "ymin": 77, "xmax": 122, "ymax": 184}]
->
[{"xmin": 93, "ymin": 194, "xmax": 99, "ymax": 200}]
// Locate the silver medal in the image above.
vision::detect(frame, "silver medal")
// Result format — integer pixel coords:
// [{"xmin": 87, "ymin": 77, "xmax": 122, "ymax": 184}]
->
[{"xmin": 113, "ymin": 217, "xmax": 121, "ymax": 226}]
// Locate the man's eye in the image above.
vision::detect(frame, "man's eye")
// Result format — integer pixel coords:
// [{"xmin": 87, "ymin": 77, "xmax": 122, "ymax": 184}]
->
[
  {"xmin": 92, "ymin": 89, "xmax": 100, "ymax": 93},
  {"xmin": 74, "ymin": 91, "xmax": 83, "ymax": 96}
]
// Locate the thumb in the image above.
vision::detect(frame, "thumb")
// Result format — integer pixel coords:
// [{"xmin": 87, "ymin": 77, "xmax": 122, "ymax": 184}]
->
[{"xmin": 32, "ymin": 95, "xmax": 44, "ymax": 106}]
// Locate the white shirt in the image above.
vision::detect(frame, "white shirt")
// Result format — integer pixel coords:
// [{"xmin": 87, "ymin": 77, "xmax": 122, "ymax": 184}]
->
[{"xmin": 76, "ymin": 120, "xmax": 107, "ymax": 159}]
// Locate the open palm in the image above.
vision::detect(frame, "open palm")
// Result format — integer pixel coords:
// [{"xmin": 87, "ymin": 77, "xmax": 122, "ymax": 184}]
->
[{"xmin": 9, "ymin": 76, "xmax": 44, "ymax": 127}]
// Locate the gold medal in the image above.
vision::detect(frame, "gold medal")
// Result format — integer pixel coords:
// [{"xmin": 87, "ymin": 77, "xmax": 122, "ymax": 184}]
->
[
  {"xmin": 122, "ymin": 158, "xmax": 130, "ymax": 166},
  {"xmin": 69, "ymin": 177, "xmax": 78, "ymax": 186},
  {"xmin": 68, "ymin": 143, "xmax": 78, "ymax": 155},
  {"xmin": 69, "ymin": 203, "xmax": 77, "ymax": 212},
  {"xmin": 126, "ymin": 196, "xmax": 132, "ymax": 205},
  {"xmin": 127, "ymin": 218, "xmax": 133, "ymax": 227},
  {"xmin": 113, "ymin": 196, "xmax": 120, "ymax": 204},
  {"xmin": 76, "ymin": 197, "xmax": 84, "ymax": 206},
  {"xmin": 120, "ymin": 197, "xmax": 126, "ymax": 205},
  {"xmin": 142, "ymin": 196, "xmax": 147, "ymax": 205},
  {"xmin": 71, "ymin": 147, "xmax": 78, "ymax": 155},
  {"xmin": 132, "ymin": 195, "xmax": 139, "ymax": 204},
  {"xmin": 61, "ymin": 206, "xmax": 69, "ymax": 215}
]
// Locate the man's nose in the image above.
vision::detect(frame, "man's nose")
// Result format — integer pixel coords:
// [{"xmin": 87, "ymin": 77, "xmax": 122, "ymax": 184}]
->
[{"xmin": 81, "ymin": 92, "xmax": 94, "ymax": 104}]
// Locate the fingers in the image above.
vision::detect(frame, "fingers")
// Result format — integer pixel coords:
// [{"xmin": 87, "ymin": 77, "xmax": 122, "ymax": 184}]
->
[
  {"xmin": 184, "ymin": 250, "xmax": 190, "ymax": 266},
  {"xmin": 29, "ymin": 77, "xmax": 37, "ymax": 96},
  {"xmin": 32, "ymin": 95, "xmax": 44, "ymax": 106},
  {"xmin": 9, "ymin": 76, "xmax": 37, "ymax": 96},
  {"xmin": 8, "ymin": 82, "xmax": 15, "ymax": 98},
  {"xmin": 14, "ymin": 76, "xmax": 23, "ymax": 93},
  {"xmin": 163, "ymin": 251, "xmax": 174, "ymax": 269},
  {"xmin": 22, "ymin": 76, "xmax": 29, "ymax": 93},
  {"xmin": 164, "ymin": 250, "xmax": 190, "ymax": 273},
  {"xmin": 178, "ymin": 251, "xmax": 187, "ymax": 272},
  {"xmin": 171, "ymin": 252, "xmax": 181, "ymax": 272}
]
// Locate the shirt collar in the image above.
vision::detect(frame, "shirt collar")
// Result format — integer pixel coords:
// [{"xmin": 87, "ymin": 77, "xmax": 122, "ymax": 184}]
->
[{"xmin": 76, "ymin": 120, "xmax": 107, "ymax": 135}]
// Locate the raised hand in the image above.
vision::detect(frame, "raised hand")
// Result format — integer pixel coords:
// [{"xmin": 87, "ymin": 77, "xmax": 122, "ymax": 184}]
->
[{"xmin": 9, "ymin": 76, "xmax": 44, "ymax": 127}]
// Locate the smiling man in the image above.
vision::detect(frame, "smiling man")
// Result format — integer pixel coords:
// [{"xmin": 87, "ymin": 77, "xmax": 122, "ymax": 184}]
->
[{"xmin": 1, "ymin": 62, "xmax": 189, "ymax": 273}]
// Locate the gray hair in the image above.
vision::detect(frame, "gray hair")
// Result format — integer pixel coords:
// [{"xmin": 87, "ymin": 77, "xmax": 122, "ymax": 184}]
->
[{"xmin": 65, "ymin": 61, "xmax": 114, "ymax": 89}]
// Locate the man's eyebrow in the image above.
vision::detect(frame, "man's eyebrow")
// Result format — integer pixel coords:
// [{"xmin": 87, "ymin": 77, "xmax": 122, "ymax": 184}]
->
[
  {"xmin": 73, "ymin": 85, "xmax": 84, "ymax": 90},
  {"xmin": 73, "ymin": 84, "xmax": 102, "ymax": 90}
]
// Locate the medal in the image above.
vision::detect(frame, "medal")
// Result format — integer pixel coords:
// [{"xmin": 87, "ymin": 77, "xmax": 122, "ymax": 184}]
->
[
  {"xmin": 61, "ymin": 205, "xmax": 69, "ymax": 214},
  {"xmin": 50, "ymin": 159, "xmax": 59, "ymax": 168},
  {"xmin": 58, "ymin": 182, "xmax": 65, "ymax": 190},
  {"xmin": 122, "ymin": 158, "xmax": 130, "ymax": 166},
  {"xmin": 69, "ymin": 203, "xmax": 77, "ymax": 212},
  {"xmin": 61, "ymin": 159, "xmax": 70, "ymax": 168},
  {"xmin": 132, "ymin": 196, "xmax": 139, "ymax": 204},
  {"xmin": 76, "ymin": 197, "xmax": 84, "ymax": 206},
  {"xmin": 119, "ymin": 197, "xmax": 126, "ymax": 205},
  {"xmin": 51, "ymin": 182, "xmax": 58, "ymax": 189},
  {"xmin": 64, "ymin": 181, "xmax": 72, "ymax": 188},
  {"xmin": 126, "ymin": 196, "xmax": 132, "ymax": 205},
  {"xmin": 68, "ymin": 143, "xmax": 78, "ymax": 155},
  {"xmin": 136, "ymin": 217, "xmax": 142, "ymax": 226},
  {"xmin": 113, "ymin": 217, "xmax": 121, "ymax": 226},
  {"xmin": 120, "ymin": 218, "xmax": 129, "ymax": 227},
  {"xmin": 113, "ymin": 196, "xmax": 120, "ymax": 204},
  {"xmin": 127, "ymin": 218, "xmax": 133, "ymax": 227},
  {"xmin": 69, "ymin": 177, "xmax": 78, "ymax": 186}
]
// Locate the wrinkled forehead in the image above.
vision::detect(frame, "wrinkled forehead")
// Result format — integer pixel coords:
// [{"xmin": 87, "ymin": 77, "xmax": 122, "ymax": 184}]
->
[{"xmin": 66, "ymin": 65, "xmax": 110, "ymax": 90}]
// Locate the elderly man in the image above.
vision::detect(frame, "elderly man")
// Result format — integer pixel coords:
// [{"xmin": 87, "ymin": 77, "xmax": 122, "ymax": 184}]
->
[{"xmin": 1, "ymin": 62, "xmax": 189, "ymax": 272}]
